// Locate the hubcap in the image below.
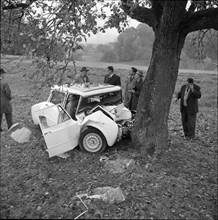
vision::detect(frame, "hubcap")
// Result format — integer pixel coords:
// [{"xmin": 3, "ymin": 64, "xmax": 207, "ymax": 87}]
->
[{"xmin": 83, "ymin": 133, "xmax": 102, "ymax": 152}]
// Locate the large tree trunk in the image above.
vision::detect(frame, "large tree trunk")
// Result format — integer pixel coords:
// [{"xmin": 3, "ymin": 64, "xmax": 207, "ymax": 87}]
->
[{"xmin": 131, "ymin": 27, "xmax": 186, "ymax": 158}]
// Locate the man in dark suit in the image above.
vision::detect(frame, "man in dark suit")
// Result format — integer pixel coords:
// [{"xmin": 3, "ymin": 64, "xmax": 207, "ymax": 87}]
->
[
  {"xmin": 129, "ymin": 70, "xmax": 144, "ymax": 111},
  {"xmin": 0, "ymin": 68, "xmax": 13, "ymax": 131},
  {"xmin": 104, "ymin": 66, "xmax": 121, "ymax": 86},
  {"xmin": 175, "ymin": 77, "xmax": 201, "ymax": 139}
]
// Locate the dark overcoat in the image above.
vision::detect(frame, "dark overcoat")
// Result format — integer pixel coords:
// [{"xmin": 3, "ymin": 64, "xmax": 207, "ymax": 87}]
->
[
  {"xmin": 177, "ymin": 84, "xmax": 201, "ymax": 114},
  {"xmin": 130, "ymin": 78, "xmax": 143, "ymax": 111},
  {"xmin": 0, "ymin": 79, "xmax": 12, "ymax": 114},
  {"xmin": 124, "ymin": 77, "xmax": 136, "ymax": 108},
  {"xmin": 104, "ymin": 74, "xmax": 121, "ymax": 86}
]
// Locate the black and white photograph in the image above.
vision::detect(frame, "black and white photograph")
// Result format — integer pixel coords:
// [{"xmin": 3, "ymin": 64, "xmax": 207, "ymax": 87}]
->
[{"xmin": 1, "ymin": 0, "xmax": 217, "ymax": 219}]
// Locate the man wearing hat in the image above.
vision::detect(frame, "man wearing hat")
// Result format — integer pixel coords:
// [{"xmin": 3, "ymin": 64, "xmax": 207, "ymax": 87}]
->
[
  {"xmin": 175, "ymin": 77, "xmax": 201, "ymax": 139},
  {"xmin": 0, "ymin": 68, "xmax": 13, "ymax": 131},
  {"xmin": 104, "ymin": 66, "xmax": 121, "ymax": 86},
  {"xmin": 124, "ymin": 67, "xmax": 137, "ymax": 108},
  {"xmin": 129, "ymin": 70, "xmax": 144, "ymax": 111},
  {"xmin": 73, "ymin": 67, "xmax": 90, "ymax": 84}
]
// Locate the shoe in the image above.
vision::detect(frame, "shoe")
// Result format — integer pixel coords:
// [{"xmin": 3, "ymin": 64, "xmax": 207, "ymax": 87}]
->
[{"xmin": 0, "ymin": 128, "xmax": 4, "ymax": 132}]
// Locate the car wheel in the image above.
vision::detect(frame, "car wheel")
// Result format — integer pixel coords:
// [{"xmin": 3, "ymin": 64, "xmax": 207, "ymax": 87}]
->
[{"xmin": 79, "ymin": 127, "xmax": 107, "ymax": 153}]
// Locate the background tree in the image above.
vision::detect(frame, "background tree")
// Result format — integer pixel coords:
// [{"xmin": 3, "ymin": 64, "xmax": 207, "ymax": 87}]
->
[
  {"xmin": 115, "ymin": 27, "xmax": 137, "ymax": 61},
  {"xmin": 183, "ymin": 29, "xmax": 218, "ymax": 67},
  {"xmin": 96, "ymin": 44, "xmax": 119, "ymax": 62},
  {"xmin": 134, "ymin": 24, "xmax": 154, "ymax": 64}
]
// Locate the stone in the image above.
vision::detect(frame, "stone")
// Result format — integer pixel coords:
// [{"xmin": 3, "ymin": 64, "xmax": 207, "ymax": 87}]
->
[
  {"xmin": 10, "ymin": 127, "xmax": 31, "ymax": 143},
  {"xmin": 103, "ymin": 158, "xmax": 136, "ymax": 174},
  {"xmin": 92, "ymin": 186, "xmax": 125, "ymax": 204}
]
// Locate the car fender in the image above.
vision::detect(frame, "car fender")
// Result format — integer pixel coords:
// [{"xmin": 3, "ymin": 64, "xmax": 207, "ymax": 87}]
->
[
  {"xmin": 102, "ymin": 104, "xmax": 132, "ymax": 121},
  {"xmin": 31, "ymin": 101, "xmax": 54, "ymax": 125},
  {"xmin": 81, "ymin": 111, "xmax": 119, "ymax": 146}
]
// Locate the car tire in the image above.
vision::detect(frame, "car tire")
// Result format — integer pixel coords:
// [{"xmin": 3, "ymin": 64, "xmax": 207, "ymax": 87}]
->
[{"xmin": 79, "ymin": 127, "xmax": 107, "ymax": 153}]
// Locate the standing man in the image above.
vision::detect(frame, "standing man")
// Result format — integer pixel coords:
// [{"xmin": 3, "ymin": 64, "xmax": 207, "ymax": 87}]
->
[
  {"xmin": 129, "ymin": 70, "xmax": 144, "ymax": 111},
  {"xmin": 0, "ymin": 68, "xmax": 13, "ymax": 131},
  {"xmin": 175, "ymin": 77, "xmax": 201, "ymax": 139},
  {"xmin": 73, "ymin": 67, "xmax": 90, "ymax": 84},
  {"xmin": 104, "ymin": 66, "xmax": 121, "ymax": 86},
  {"xmin": 124, "ymin": 67, "xmax": 137, "ymax": 108}
]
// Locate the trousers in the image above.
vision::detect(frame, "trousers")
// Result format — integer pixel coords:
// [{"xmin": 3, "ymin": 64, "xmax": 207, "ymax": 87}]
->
[
  {"xmin": 0, "ymin": 113, "xmax": 13, "ymax": 130},
  {"xmin": 181, "ymin": 107, "xmax": 197, "ymax": 138}
]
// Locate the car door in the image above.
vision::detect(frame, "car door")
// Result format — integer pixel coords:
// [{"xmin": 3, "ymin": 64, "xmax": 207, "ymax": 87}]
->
[{"xmin": 37, "ymin": 104, "xmax": 81, "ymax": 158}]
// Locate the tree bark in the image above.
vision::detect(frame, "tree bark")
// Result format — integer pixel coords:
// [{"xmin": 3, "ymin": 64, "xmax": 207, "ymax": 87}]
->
[{"xmin": 131, "ymin": 26, "xmax": 186, "ymax": 158}]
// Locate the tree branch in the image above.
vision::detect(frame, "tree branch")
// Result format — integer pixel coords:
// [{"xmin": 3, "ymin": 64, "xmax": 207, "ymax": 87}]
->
[
  {"xmin": 120, "ymin": 0, "xmax": 156, "ymax": 28},
  {"xmin": 181, "ymin": 7, "xmax": 218, "ymax": 34},
  {"xmin": 188, "ymin": 2, "xmax": 197, "ymax": 12},
  {"xmin": 2, "ymin": 0, "xmax": 38, "ymax": 10}
]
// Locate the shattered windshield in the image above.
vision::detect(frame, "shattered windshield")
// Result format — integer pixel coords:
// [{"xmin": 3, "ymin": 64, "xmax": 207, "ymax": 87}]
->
[{"xmin": 77, "ymin": 91, "xmax": 122, "ymax": 114}]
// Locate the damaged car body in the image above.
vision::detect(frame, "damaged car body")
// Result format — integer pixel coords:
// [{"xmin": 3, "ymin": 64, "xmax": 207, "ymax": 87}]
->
[{"xmin": 31, "ymin": 83, "xmax": 134, "ymax": 157}]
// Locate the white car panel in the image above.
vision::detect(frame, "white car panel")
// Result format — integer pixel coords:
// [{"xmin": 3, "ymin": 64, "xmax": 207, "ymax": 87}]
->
[
  {"xmin": 51, "ymin": 84, "xmax": 121, "ymax": 97},
  {"xmin": 31, "ymin": 101, "xmax": 54, "ymax": 125},
  {"xmin": 37, "ymin": 105, "xmax": 80, "ymax": 157},
  {"xmin": 102, "ymin": 104, "xmax": 132, "ymax": 121}
]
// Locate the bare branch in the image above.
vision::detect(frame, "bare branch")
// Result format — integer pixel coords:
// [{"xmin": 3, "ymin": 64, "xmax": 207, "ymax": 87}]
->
[
  {"xmin": 120, "ymin": 0, "xmax": 156, "ymax": 28},
  {"xmin": 181, "ymin": 7, "xmax": 218, "ymax": 34}
]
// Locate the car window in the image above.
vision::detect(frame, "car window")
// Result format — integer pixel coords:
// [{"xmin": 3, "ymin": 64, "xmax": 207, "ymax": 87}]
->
[
  {"xmin": 89, "ymin": 96, "xmax": 101, "ymax": 103},
  {"xmin": 50, "ymin": 90, "xmax": 66, "ymax": 105},
  {"xmin": 100, "ymin": 91, "xmax": 122, "ymax": 105},
  {"xmin": 39, "ymin": 105, "xmax": 71, "ymax": 129},
  {"xmin": 77, "ymin": 96, "xmax": 98, "ymax": 113}
]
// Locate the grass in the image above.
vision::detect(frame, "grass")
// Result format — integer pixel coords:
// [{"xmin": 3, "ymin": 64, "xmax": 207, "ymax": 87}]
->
[{"xmin": 0, "ymin": 59, "xmax": 217, "ymax": 219}]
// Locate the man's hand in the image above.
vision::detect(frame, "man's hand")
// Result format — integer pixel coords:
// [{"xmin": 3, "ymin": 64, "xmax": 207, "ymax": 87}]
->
[
  {"xmin": 174, "ymin": 98, "xmax": 178, "ymax": 104},
  {"xmin": 189, "ymin": 84, "xmax": 194, "ymax": 91}
]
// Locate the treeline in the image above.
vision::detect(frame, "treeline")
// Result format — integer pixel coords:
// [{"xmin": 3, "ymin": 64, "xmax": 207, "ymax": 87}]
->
[
  {"xmin": 76, "ymin": 24, "xmax": 154, "ymax": 66},
  {"xmin": 2, "ymin": 22, "xmax": 217, "ymax": 70},
  {"xmin": 77, "ymin": 24, "xmax": 217, "ymax": 70}
]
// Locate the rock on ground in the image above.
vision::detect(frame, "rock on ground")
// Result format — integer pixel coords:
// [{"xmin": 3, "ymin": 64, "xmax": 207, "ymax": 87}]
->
[
  {"xmin": 103, "ymin": 158, "xmax": 136, "ymax": 174},
  {"xmin": 92, "ymin": 186, "xmax": 125, "ymax": 204},
  {"xmin": 10, "ymin": 127, "xmax": 31, "ymax": 143}
]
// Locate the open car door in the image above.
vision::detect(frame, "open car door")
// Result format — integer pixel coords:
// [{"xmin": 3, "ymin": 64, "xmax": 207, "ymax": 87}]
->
[{"xmin": 37, "ymin": 104, "xmax": 80, "ymax": 158}]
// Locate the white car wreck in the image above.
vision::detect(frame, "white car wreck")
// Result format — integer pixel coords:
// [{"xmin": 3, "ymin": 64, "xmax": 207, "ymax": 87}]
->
[{"xmin": 31, "ymin": 83, "xmax": 134, "ymax": 157}]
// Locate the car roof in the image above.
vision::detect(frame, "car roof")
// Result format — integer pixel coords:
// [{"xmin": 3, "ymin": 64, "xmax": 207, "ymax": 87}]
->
[{"xmin": 51, "ymin": 83, "xmax": 121, "ymax": 97}]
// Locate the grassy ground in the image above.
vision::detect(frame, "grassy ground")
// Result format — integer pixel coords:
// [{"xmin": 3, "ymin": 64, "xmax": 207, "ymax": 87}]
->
[{"xmin": 0, "ymin": 60, "xmax": 217, "ymax": 219}]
